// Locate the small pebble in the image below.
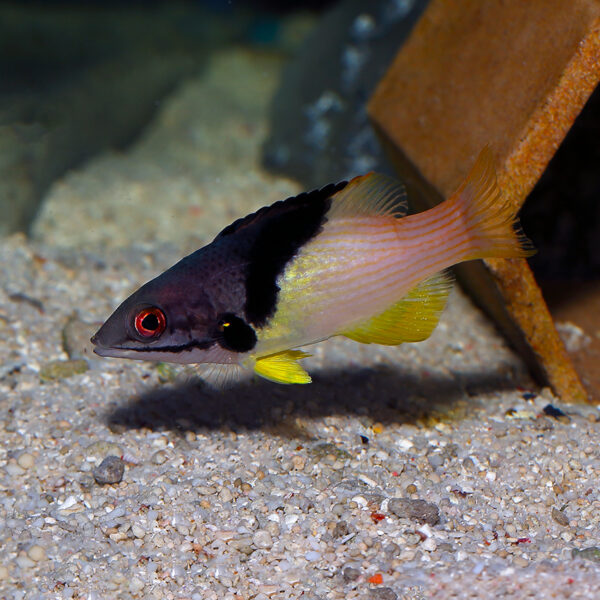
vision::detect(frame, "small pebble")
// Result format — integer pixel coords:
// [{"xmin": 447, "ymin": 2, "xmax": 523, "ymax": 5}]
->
[
  {"xmin": 0, "ymin": 565, "xmax": 9, "ymax": 580},
  {"xmin": 369, "ymin": 588, "xmax": 398, "ymax": 600},
  {"xmin": 551, "ymin": 507, "xmax": 570, "ymax": 527},
  {"xmin": 85, "ymin": 441, "xmax": 123, "ymax": 462},
  {"xmin": 406, "ymin": 484, "xmax": 418, "ymax": 494},
  {"xmin": 93, "ymin": 456, "xmax": 125, "ymax": 485},
  {"xmin": 39, "ymin": 359, "xmax": 88, "ymax": 381},
  {"xmin": 388, "ymin": 498, "xmax": 440, "ymax": 526},
  {"xmin": 291, "ymin": 454, "xmax": 306, "ymax": 470},
  {"xmin": 151, "ymin": 450, "xmax": 168, "ymax": 465},
  {"xmin": 15, "ymin": 554, "xmax": 35, "ymax": 569},
  {"xmin": 5, "ymin": 461, "xmax": 24, "ymax": 476},
  {"xmin": 333, "ymin": 521, "xmax": 350, "ymax": 538},
  {"xmin": 17, "ymin": 452, "xmax": 35, "ymax": 470},
  {"xmin": 342, "ymin": 566, "xmax": 360, "ymax": 582},
  {"xmin": 129, "ymin": 576, "xmax": 145, "ymax": 594},
  {"xmin": 311, "ymin": 442, "xmax": 352, "ymax": 461},
  {"xmin": 422, "ymin": 537, "xmax": 437, "ymax": 552},
  {"xmin": 27, "ymin": 545, "xmax": 46, "ymax": 562},
  {"xmin": 513, "ymin": 556, "xmax": 529, "ymax": 568},
  {"xmin": 219, "ymin": 487, "xmax": 233, "ymax": 502},
  {"xmin": 561, "ymin": 531, "xmax": 574, "ymax": 542},
  {"xmin": 253, "ymin": 530, "xmax": 273, "ymax": 549},
  {"xmin": 131, "ymin": 524, "xmax": 146, "ymax": 539},
  {"xmin": 573, "ymin": 547, "xmax": 600, "ymax": 562}
]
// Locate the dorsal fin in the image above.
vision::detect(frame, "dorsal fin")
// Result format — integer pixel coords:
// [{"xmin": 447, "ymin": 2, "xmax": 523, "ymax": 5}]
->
[
  {"xmin": 342, "ymin": 271, "xmax": 453, "ymax": 345},
  {"xmin": 215, "ymin": 181, "xmax": 347, "ymax": 240},
  {"xmin": 327, "ymin": 172, "xmax": 407, "ymax": 220}
]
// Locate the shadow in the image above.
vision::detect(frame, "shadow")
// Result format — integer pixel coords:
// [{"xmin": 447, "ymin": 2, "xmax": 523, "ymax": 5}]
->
[{"xmin": 105, "ymin": 365, "xmax": 524, "ymax": 438}]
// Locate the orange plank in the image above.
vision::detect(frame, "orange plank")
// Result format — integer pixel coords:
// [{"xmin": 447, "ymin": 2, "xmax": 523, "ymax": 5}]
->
[{"xmin": 369, "ymin": 0, "xmax": 600, "ymax": 402}]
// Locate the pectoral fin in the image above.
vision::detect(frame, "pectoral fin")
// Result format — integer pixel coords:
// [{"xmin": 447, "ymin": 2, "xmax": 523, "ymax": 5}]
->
[
  {"xmin": 252, "ymin": 350, "xmax": 312, "ymax": 384},
  {"xmin": 342, "ymin": 272, "xmax": 453, "ymax": 345}
]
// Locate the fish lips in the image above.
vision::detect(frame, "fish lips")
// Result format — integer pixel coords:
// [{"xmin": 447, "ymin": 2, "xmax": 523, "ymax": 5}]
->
[
  {"xmin": 90, "ymin": 337, "xmax": 138, "ymax": 359},
  {"xmin": 90, "ymin": 331, "xmax": 139, "ymax": 359}
]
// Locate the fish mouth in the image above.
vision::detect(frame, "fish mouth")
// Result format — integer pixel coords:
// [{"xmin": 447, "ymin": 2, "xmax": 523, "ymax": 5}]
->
[
  {"xmin": 90, "ymin": 334, "xmax": 227, "ymax": 364},
  {"xmin": 90, "ymin": 333, "xmax": 142, "ymax": 360},
  {"xmin": 91, "ymin": 344, "xmax": 143, "ymax": 360}
]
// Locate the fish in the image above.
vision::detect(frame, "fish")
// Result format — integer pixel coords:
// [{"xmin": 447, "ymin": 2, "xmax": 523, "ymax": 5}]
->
[{"xmin": 91, "ymin": 148, "xmax": 534, "ymax": 384}]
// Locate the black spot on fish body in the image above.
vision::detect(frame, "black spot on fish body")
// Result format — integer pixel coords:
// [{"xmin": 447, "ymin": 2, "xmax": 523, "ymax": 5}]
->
[
  {"xmin": 216, "ymin": 313, "xmax": 257, "ymax": 353},
  {"xmin": 216, "ymin": 181, "xmax": 347, "ymax": 327}
]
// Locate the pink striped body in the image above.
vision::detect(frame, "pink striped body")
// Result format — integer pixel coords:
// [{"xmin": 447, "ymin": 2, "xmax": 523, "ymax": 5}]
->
[{"xmin": 254, "ymin": 198, "xmax": 475, "ymax": 357}]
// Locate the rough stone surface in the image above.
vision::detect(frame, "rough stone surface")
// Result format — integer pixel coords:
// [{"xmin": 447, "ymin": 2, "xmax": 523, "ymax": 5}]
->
[
  {"xmin": 93, "ymin": 456, "xmax": 125, "ymax": 485},
  {"xmin": 387, "ymin": 498, "xmax": 440, "ymax": 526}
]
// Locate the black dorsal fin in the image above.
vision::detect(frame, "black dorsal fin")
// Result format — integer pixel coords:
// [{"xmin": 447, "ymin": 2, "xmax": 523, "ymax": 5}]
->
[{"xmin": 215, "ymin": 181, "xmax": 347, "ymax": 240}]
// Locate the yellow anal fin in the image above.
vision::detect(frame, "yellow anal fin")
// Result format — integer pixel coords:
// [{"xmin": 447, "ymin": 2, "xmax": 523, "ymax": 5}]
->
[
  {"xmin": 253, "ymin": 350, "xmax": 312, "ymax": 384},
  {"xmin": 343, "ymin": 272, "xmax": 453, "ymax": 345}
]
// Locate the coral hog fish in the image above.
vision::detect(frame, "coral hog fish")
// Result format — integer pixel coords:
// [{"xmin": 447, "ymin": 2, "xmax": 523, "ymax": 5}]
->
[{"xmin": 91, "ymin": 148, "xmax": 533, "ymax": 384}]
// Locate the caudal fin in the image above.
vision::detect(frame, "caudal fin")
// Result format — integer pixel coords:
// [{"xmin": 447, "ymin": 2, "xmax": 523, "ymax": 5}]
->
[{"xmin": 449, "ymin": 147, "xmax": 535, "ymax": 260}]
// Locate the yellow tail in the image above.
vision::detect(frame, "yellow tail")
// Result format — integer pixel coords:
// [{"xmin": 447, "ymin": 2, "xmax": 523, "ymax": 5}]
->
[{"xmin": 448, "ymin": 147, "xmax": 535, "ymax": 260}]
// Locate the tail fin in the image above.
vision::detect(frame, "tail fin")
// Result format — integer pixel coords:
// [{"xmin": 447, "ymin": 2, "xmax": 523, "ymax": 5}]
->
[{"xmin": 448, "ymin": 147, "xmax": 535, "ymax": 260}]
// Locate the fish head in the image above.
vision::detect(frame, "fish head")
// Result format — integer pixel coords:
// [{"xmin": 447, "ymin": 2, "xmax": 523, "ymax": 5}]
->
[{"xmin": 91, "ymin": 253, "xmax": 257, "ymax": 365}]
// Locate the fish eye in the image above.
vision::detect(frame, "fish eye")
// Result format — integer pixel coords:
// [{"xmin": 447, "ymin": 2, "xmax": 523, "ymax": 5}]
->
[{"xmin": 134, "ymin": 307, "xmax": 166, "ymax": 338}]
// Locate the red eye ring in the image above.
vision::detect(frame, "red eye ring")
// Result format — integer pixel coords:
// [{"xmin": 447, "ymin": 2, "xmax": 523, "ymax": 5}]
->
[{"xmin": 134, "ymin": 307, "xmax": 166, "ymax": 338}]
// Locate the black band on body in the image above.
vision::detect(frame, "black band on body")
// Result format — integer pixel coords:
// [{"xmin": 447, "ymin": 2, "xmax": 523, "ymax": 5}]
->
[{"xmin": 220, "ymin": 181, "xmax": 346, "ymax": 327}]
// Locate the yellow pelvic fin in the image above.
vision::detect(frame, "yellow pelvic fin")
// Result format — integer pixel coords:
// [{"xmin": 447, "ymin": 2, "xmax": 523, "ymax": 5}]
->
[
  {"xmin": 252, "ymin": 350, "xmax": 312, "ymax": 384},
  {"xmin": 342, "ymin": 272, "xmax": 453, "ymax": 345},
  {"xmin": 328, "ymin": 172, "xmax": 408, "ymax": 219}
]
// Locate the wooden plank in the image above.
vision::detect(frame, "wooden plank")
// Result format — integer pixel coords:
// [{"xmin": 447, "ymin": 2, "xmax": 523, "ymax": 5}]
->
[{"xmin": 369, "ymin": 0, "xmax": 600, "ymax": 402}]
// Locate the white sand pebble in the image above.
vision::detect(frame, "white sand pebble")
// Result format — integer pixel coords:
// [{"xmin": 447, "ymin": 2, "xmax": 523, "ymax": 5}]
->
[
  {"xmin": 131, "ymin": 524, "xmax": 146, "ymax": 539},
  {"xmin": 422, "ymin": 537, "xmax": 437, "ymax": 552},
  {"xmin": 17, "ymin": 453, "xmax": 35, "ymax": 469},
  {"xmin": 219, "ymin": 487, "xmax": 233, "ymax": 502},
  {"xmin": 27, "ymin": 545, "xmax": 47, "ymax": 562},
  {"xmin": 0, "ymin": 565, "xmax": 9, "ymax": 580},
  {"xmin": 253, "ymin": 530, "xmax": 273, "ymax": 549},
  {"xmin": 15, "ymin": 555, "xmax": 35, "ymax": 569},
  {"xmin": 129, "ymin": 576, "xmax": 145, "ymax": 594}
]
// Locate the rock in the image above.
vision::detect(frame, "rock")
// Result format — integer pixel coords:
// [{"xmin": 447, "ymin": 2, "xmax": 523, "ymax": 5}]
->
[
  {"xmin": 572, "ymin": 547, "xmax": 600, "ymax": 562},
  {"xmin": 369, "ymin": 588, "xmax": 397, "ymax": 600},
  {"xmin": 17, "ymin": 452, "xmax": 35, "ymax": 470},
  {"xmin": 93, "ymin": 455, "xmax": 125, "ymax": 485},
  {"xmin": 388, "ymin": 498, "xmax": 440, "ymax": 526},
  {"xmin": 551, "ymin": 507, "xmax": 570, "ymax": 527},
  {"xmin": 252, "ymin": 530, "xmax": 273, "ymax": 550},
  {"xmin": 310, "ymin": 442, "xmax": 352, "ymax": 461},
  {"xmin": 62, "ymin": 315, "xmax": 98, "ymax": 360},
  {"xmin": 332, "ymin": 521, "xmax": 350, "ymax": 538},
  {"xmin": 27, "ymin": 545, "xmax": 47, "ymax": 562},
  {"xmin": 263, "ymin": 0, "xmax": 427, "ymax": 188},
  {"xmin": 85, "ymin": 441, "xmax": 123, "ymax": 463},
  {"xmin": 39, "ymin": 359, "xmax": 88, "ymax": 381},
  {"xmin": 342, "ymin": 566, "xmax": 360, "ymax": 582}
]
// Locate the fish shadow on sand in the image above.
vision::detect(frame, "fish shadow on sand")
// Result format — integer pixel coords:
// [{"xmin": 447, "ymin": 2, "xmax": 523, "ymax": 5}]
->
[{"xmin": 105, "ymin": 365, "xmax": 527, "ymax": 438}]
